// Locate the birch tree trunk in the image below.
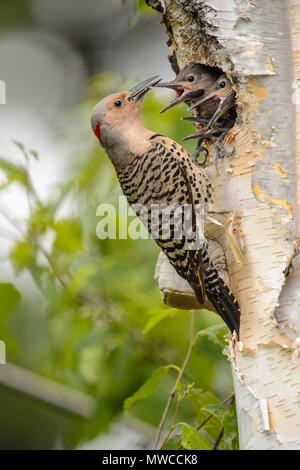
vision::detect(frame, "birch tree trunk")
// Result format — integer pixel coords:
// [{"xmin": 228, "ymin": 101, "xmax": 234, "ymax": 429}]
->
[{"xmin": 148, "ymin": 0, "xmax": 300, "ymax": 450}]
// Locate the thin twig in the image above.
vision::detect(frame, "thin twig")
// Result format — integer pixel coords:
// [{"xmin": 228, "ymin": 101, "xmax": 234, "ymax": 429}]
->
[
  {"xmin": 213, "ymin": 427, "xmax": 224, "ymax": 450},
  {"xmin": 37, "ymin": 244, "xmax": 69, "ymax": 289},
  {"xmin": 159, "ymin": 394, "xmax": 182, "ymax": 449},
  {"xmin": 153, "ymin": 310, "xmax": 195, "ymax": 450}
]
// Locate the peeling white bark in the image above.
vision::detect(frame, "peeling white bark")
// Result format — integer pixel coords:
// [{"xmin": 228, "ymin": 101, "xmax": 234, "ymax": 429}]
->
[{"xmin": 148, "ymin": 0, "xmax": 300, "ymax": 450}]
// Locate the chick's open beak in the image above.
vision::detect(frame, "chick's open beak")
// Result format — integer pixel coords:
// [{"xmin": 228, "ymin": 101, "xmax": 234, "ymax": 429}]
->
[
  {"xmin": 156, "ymin": 81, "xmax": 205, "ymax": 113},
  {"xmin": 188, "ymin": 88, "xmax": 219, "ymax": 111},
  {"xmin": 204, "ymin": 91, "xmax": 236, "ymax": 129},
  {"xmin": 155, "ymin": 81, "xmax": 186, "ymax": 113},
  {"xmin": 127, "ymin": 75, "xmax": 162, "ymax": 102}
]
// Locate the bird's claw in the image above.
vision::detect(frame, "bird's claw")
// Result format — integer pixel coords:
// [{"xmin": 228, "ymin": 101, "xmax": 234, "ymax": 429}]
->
[
  {"xmin": 216, "ymin": 143, "xmax": 235, "ymax": 159},
  {"xmin": 213, "ymin": 133, "xmax": 235, "ymax": 168},
  {"xmin": 191, "ymin": 141, "xmax": 208, "ymax": 166}
]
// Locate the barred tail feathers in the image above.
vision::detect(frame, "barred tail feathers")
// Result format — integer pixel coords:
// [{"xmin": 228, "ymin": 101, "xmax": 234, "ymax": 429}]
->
[
  {"xmin": 205, "ymin": 278, "xmax": 240, "ymax": 338},
  {"xmin": 193, "ymin": 264, "xmax": 240, "ymax": 338}
]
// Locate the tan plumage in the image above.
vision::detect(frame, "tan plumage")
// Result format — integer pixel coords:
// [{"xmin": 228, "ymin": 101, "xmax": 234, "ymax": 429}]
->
[{"xmin": 91, "ymin": 77, "xmax": 240, "ymax": 336}]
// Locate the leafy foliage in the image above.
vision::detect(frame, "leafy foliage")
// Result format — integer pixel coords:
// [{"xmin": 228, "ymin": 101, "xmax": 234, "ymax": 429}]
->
[
  {"xmin": 181, "ymin": 423, "xmax": 212, "ymax": 450},
  {"xmin": 124, "ymin": 365, "xmax": 177, "ymax": 414}
]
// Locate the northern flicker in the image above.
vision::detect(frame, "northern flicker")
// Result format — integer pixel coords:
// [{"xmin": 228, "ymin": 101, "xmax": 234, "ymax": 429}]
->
[
  {"xmin": 188, "ymin": 74, "xmax": 236, "ymax": 130},
  {"xmin": 186, "ymin": 74, "xmax": 236, "ymax": 167},
  {"xmin": 156, "ymin": 65, "xmax": 235, "ymax": 165},
  {"xmin": 91, "ymin": 76, "xmax": 240, "ymax": 336},
  {"xmin": 156, "ymin": 63, "xmax": 221, "ymax": 115}
]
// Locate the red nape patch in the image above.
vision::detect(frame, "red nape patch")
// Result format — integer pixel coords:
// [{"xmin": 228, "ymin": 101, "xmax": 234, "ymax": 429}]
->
[{"xmin": 93, "ymin": 121, "xmax": 105, "ymax": 148}]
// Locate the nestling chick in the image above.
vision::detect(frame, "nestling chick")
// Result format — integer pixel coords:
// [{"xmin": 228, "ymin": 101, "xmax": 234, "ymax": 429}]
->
[
  {"xmin": 156, "ymin": 63, "xmax": 221, "ymax": 115},
  {"xmin": 189, "ymin": 74, "xmax": 236, "ymax": 130},
  {"xmin": 186, "ymin": 75, "xmax": 236, "ymax": 167}
]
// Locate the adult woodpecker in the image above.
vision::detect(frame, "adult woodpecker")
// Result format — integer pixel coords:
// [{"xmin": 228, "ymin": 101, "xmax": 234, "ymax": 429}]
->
[{"xmin": 91, "ymin": 76, "xmax": 240, "ymax": 337}]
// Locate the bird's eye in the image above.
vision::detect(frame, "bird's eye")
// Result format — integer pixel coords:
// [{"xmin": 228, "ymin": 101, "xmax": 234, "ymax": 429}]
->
[
  {"xmin": 114, "ymin": 100, "xmax": 122, "ymax": 107},
  {"xmin": 219, "ymin": 81, "xmax": 226, "ymax": 88},
  {"xmin": 187, "ymin": 75, "xmax": 194, "ymax": 82}
]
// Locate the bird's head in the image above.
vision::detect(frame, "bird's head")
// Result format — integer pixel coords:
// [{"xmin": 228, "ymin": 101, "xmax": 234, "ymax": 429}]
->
[
  {"xmin": 156, "ymin": 63, "xmax": 221, "ymax": 113},
  {"xmin": 91, "ymin": 76, "xmax": 161, "ymax": 167},
  {"xmin": 188, "ymin": 75, "xmax": 234, "ymax": 111}
]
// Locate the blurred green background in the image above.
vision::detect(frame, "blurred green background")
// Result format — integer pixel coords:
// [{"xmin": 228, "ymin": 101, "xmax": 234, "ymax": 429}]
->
[{"xmin": 0, "ymin": 0, "xmax": 237, "ymax": 450}]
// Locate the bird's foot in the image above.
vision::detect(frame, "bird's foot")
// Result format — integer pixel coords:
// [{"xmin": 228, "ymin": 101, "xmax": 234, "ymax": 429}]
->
[
  {"xmin": 191, "ymin": 140, "xmax": 208, "ymax": 167},
  {"xmin": 213, "ymin": 133, "xmax": 235, "ymax": 168}
]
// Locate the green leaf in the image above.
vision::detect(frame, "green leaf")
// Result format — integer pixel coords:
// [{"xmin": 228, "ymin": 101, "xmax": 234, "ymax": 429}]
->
[
  {"xmin": 0, "ymin": 283, "xmax": 21, "ymax": 317},
  {"xmin": 143, "ymin": 308, "xmax": 180, "ymax": 334},
  {"xmin": 161, "ymin": 435, "xmax": 181, "ymax": 450},
  {"xmin": 188, "ymin": 389, "xmax": 219, "ymax": 411},
  {"xmin": 181, "ymin": 423, "xmax": 212, "ymax": 450},
  {"xmin": 222, "ymin": 406, "xmax": 238, "ymax": 450},
  {"xmin": 10, "ymin": 241, "xmax": 36, "ymax": 273},
  {"xmin": 12, "ymin": 140, "xmax": 27, "ymax": 156},
  {"xmin": 193, "ymin": 324, "xmax": 226, "ymax": 347},
  {"xmin": 29, "ymin": 149, "xmax": 39, "ymax": 161},
  {"xmin": 0, "ymin": 157, "xmax": 27, "ymax": 188},
  {"xmin": 187, "ymin": 388, "xmax": 222, "ymax": 440},
  {"xmin": 53, "ymin": 219, "xmax": 82, "ymax": 253},
  {"xmin": 176, "ymin": 380, "xmax": 182, "ymax": 393},
  {"xmin": 30, "ymin": 205, "xmax": 55, "ymax": 234},
  {"xmin": 12, "ymin": 141, "xmax": 39, "ymax": 162},
  {"xmin": 202, "ymin": 404, "xmax": 227, "ymax": 422},
  {"xmin": 124, "ymin": 365, "xmax": 173, "ymax": 414},
  {"xmin": 68, "ymin": 263, "xmax": 98, "ymax": 296}
]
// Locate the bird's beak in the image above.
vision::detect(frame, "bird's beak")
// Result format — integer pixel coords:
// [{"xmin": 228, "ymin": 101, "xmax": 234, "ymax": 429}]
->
[
  {"xmin": 127, "ymin": 75, "xmax": 162, "ymax": 102},
  {"xmin": 181, "ymin": 116, "xmax": 209, "ymax": 125},
  {"xmin": 182, "ymin": 128, "xmax": 223, "ymax": 141},
  {"xmin": 203, "ymin": 92, "xmax": 236, "ymax": 130},
  {"xmin": 156, "ymin": 81, "xmax": 205, "ymax": 113},
  {"xmin": 187, "ymin": 87, "xmax": 220, "ymax": 111},
  {"xmin": 155, "ymin": 81, "xmax": 185, "ymax": 113},
  {"xmin": 183, "ymin": 107, "xmax": 235, "ymax": 135}
]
